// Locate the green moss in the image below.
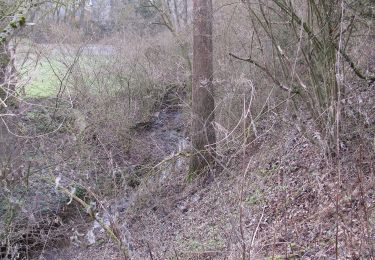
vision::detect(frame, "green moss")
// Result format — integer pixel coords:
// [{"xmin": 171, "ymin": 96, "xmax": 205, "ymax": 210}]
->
[
  {"xmin": 18, "ymin": 16, "xmax": 26, "ymax": 26},
  {"xmin": 75, "ymin": 185, "xmax": 87, "ymax": 200},
  {"xmin": 10, "ymin": 21, "xmax": 17, "ymax": 29},
  {"xmin": 291, "ymin": 85, "xmax": 301, "ymax": 95}
]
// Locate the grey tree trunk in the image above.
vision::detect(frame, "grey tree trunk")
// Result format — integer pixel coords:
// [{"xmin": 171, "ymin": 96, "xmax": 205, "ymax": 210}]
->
[
  {"xmin": 173, "ymin": 0, "xmax": 180, "ymax": 31},
  {"xmin": 183, "ymin": 0, "xmax": 188, "ymax": 25},
  {"xmin": 79, "ymin": 0, "xmax": 86, "ymax": 29},
  {"xmin": 55, "ymin": 6, "xmax": 60, "ymax": 24},
  {"xmin": 70, "ymin": 3, "xmax": 78, "ymax": 27},
  {"xmin": 189, "ymin": 0, "xmax": 216, "ymax": 174}
]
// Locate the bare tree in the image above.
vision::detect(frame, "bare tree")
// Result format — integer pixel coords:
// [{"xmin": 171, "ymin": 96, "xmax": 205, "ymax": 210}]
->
[{"xmin": 189, "ymin": 0, "xmax": 216, "ymax": 174}]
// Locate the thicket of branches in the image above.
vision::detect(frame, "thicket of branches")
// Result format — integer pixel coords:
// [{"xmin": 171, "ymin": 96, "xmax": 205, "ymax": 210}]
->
[{"xmin": 0, "ymin": 0, "xmax": 374, "ymax": 258}]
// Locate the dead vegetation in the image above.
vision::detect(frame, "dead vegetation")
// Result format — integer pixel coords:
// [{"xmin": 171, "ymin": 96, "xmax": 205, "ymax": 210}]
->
[{"xmin": 0, "ymin": 0, "xmax": 374, "ymax": 259}]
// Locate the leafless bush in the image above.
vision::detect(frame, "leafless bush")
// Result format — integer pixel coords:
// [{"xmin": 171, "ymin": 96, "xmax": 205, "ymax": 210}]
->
[{"xmin": 67, "ymin": 29, "xmax": 190, "ymax": 154}]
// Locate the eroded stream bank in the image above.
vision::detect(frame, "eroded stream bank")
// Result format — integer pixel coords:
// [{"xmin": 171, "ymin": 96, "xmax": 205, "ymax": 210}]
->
[{"xmin": 38, "ymin": 89, "xmax": 190, "ymax": 259}]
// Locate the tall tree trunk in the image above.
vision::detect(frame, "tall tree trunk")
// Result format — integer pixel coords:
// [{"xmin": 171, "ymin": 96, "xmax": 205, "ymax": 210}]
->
[
  {"xmin": 63, "ymin": 6, "xmax": 68, "ymax": 24},
  {"xmin": 183, "ymin": 0, "xmax": 188, "ymax": 25},
  {"xmin": 173, "ymin": 0, "xmax": 180, "ymax": 31},
  {"xmin": 70, "ymin": 3, "xmax": 78, "ymax": 27},
  {"xmin": 190, "ymin": 0, "xmax": 216, "ymax": 174},
  {"xmin": 109, "ymin": 0, "xmax": 115, "ymax": 18},
  {"xmin": 79, "ymin": 0, "xmax": 86, "ymax": 29},
  {"xmin": 109, "ymin": 0, "xmax": 116, "ymax": 30}
]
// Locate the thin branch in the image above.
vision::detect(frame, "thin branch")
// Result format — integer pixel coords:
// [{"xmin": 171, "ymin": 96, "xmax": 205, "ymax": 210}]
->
[
  {"xmin": 273, "ymin": 0, "xmax": 375, "ymax": 83},
  {"xmin": 229, "ymin": 52, "xmax": 291, "ymax": 91}
]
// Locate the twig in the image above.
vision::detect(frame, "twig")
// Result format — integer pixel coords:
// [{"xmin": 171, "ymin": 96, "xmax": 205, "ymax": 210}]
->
[
  {"xmin": 229, "ymin": 52, "xmax": 291, "ymax": 92},
  {"xmin": 249, "ymin": 207, "xmax": 265, "ymax": 258},
  {"xmin": 147, "ymin": 242, "xmax": 154, "ymax": 260}
]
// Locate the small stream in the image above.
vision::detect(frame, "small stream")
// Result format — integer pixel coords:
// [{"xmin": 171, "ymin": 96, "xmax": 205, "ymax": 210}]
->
[{"xmin": 85, "ymin": 95, "xmax": 189, "ymax": 257}]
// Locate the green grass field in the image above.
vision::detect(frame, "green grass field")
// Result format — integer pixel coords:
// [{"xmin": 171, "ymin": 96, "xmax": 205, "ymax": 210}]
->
[
  {"xmin": 14, "ymin": 43, "xmax": 68, "ymax": 98},
  {"xmin": 22, "ymin": 58, "xmax": 64, "ymax": 97},
  {"xmin": 17, "ymin": 46, "xmax": 115, "ymax": 98},
  {"xmin": 15, "ymin": 43, "xmax": 146, "ymax": 102}
]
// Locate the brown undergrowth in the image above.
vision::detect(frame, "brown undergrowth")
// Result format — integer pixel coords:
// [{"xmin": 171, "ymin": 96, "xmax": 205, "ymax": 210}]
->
[{"xmin": 122, "ymin": 83, "xmax": 374, "ymax": 259}]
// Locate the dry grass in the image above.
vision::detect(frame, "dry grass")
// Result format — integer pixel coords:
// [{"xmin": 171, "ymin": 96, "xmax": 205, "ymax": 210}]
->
[{"xmin": 1, "ymin": 1, "xmax": 375, "ymax": 259}]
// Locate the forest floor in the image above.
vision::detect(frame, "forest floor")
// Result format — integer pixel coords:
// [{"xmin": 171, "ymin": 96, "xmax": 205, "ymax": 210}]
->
[
  {"xmin": 1, "ymin": 43, "xmax": 374, "ymax": 260},
  {"xmin": 39, "ymin": 84, "xmax": 374, "ymax": 259}
]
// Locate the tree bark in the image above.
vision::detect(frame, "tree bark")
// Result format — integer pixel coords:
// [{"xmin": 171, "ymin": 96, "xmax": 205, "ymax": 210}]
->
[
  {"xmin": 70, "ymin": 3, "xmax": 78, "ymax": 27},
  {"xmin": 173, "ymin": 0, "xmax": 180, "ymax": 31},
  {"xmin": 79, "ymin": 0, "xmax": 86, "ymax": 29},
  {"xmin": 190, "ymin": 0, "xmax": 216, "ymax": 174},
  {"xmin": 183, "ymin": 0, "xmax": 188, "ymax": 25}
]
